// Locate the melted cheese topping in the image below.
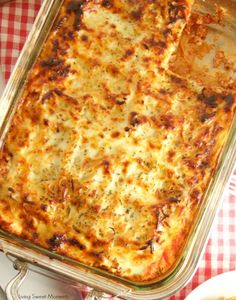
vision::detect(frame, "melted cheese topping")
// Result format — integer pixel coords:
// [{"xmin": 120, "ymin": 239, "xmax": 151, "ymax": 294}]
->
[{"xmin": 0, "ymin": 0, "xmax": 235, "ymax": 283}]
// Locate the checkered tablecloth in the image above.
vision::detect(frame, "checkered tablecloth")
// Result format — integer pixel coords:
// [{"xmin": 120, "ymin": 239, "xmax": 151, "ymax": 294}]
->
[{"xmin": 0, "ymin": 1, "xmax": 235, "ymax": 299}]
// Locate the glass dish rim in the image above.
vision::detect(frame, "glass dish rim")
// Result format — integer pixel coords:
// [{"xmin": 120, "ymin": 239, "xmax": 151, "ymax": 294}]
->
[{"xmin": 0, "ymin": 0, "xmax": 236, "ymax": 298}]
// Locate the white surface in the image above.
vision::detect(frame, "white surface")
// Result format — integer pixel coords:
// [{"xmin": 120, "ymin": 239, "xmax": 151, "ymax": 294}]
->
[
  {"xmin": 185, "ymin": 270, "xmax": 236, "ymax": 300},
  {"xmin": 0, "ymin": 252, "xmax": 82, "ymax": 299}
]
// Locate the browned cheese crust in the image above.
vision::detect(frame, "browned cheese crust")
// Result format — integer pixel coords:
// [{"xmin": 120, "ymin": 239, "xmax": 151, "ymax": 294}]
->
[{"xmin": 0, "ymin": 0, "xmax": 235, "ymax": 282}]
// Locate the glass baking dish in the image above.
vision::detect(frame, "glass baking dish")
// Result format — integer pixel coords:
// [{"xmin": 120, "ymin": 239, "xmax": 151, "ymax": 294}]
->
[{"xmin": 0, "ymin": 0, "xmax": 236, "ymax": 299}]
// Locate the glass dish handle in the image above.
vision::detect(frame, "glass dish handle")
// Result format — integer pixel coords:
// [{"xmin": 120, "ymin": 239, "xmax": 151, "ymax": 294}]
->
[
  {"xmin": 5, "ymin": 259, "xmax": 28, "ymax": 300},
  {"xmin": 84, "ymin": 289, "xmax": 104, "ymax": 300},
  {"xmin": 3, "ymin": 258, "xmax": 105, "ymax": 300}
]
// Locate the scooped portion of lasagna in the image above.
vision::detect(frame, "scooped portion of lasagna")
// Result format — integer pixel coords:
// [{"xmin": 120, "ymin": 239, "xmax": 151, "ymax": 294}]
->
[{"xmin": 0, "ymin": 0, "xmax": 235, "ymax": 282}]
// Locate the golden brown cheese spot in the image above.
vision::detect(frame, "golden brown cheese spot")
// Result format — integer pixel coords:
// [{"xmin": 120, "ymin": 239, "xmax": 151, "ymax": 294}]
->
[
  {"xmin": 111, "ymin": 131, "xmax": 120, "ymax": 138},
  {"xmin": 41, "ymin": 58, "xmax": 63, "ymax": 68},
  {"xmin": 122, "ymin": 48, "xmax": 135, "ymax": 60},
  {"xmin": 167, "ymin": 150, "xmax": 175, "ymax": 162},
  {"xmin": 67, "ymin": 0, "xmax": 85, "ymax": 30},
  {"xmin": 160, "ymin": 114, "xmax": 175, "ymax": 130},
  {"xmin": 168, "ymin": 1, "xmax": 189, "ymax": 24},
  {"xmin": 198, "ymin": 88, "xmax": 217, "ymax": 108},
  {"xmin": 48, "ymin": 233, "xmax": 66, "ymax": 250},
  {"xmin": 199, "ymin": 112, "xmax": 215, "ymax": 123},
  {"xmin": 223, "ymin": 94, "xmax": 235, "ymax": 112},
  {"xmin": 101, "ymin": 0, "xmax": 113, "ymax": 8},
  {"xmin": 80, "ymin": 34, "xmax": 89, "ymax": 42},
  {"xmin": 130, "ymin": 8, "xmax": 142, "ymax": 21}
]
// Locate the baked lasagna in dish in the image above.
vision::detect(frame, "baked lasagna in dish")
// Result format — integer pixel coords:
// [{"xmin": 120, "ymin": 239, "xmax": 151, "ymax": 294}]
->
[{"xmin": 0, "ymin": 0, "xmax": 235, "ymax": 282}]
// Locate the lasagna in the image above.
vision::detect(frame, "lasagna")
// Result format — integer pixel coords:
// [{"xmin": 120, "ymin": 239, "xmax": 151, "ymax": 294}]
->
[{"xmin": 0, "ymin": 0, "xmax": 235, "ymax": 282}]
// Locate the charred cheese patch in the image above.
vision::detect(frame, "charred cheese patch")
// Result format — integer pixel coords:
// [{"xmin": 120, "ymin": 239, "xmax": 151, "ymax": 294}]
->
[{"xmin": 0, "ymin": 0, "xmax": 235, "ymax": 283}]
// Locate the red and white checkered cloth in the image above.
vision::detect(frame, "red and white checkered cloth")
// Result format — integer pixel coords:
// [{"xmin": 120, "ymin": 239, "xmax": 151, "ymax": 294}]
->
[{"xmin": 0, "ymin": 1, "xmax": 235, "ymax": 299}]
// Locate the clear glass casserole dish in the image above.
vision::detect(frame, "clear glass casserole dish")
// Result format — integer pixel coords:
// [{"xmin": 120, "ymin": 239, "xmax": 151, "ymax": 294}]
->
[{"xmin": 0, "ymin": 0, "xmax": 236, "ymax": 299}]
